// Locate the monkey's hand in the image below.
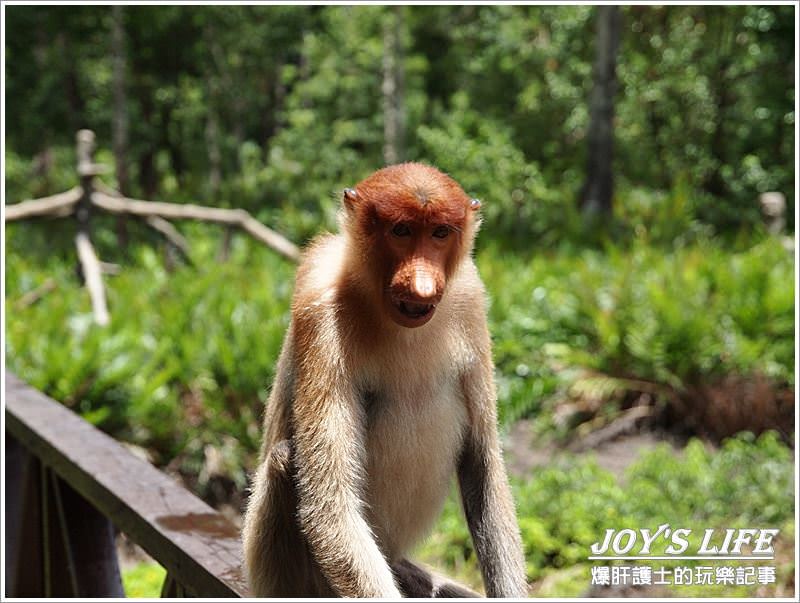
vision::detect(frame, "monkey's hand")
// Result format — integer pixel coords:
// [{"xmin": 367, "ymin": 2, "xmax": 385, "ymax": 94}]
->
[{"xmin": 290, "ymin": 314, "xmax": 401, "ymax": 598}]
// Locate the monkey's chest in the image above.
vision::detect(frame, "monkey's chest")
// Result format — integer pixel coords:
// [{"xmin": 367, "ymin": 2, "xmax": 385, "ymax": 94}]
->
[{"xmin": 361, "ymin": 379, "xmax": 468, "ymax": 560}]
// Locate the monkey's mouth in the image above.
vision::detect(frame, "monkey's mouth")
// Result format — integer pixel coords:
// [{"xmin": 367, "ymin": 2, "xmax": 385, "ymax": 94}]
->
[
  {"xmin": 390, "ymin": 298, "xmax": 437, "ymax": 327},
  {"xmin": 397, "ymin": 300, "xmax": 435, "ymax": 319}
]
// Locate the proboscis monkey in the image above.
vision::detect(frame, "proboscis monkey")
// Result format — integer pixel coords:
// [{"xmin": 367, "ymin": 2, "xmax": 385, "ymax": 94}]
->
[{"xmin": 242, "ymin": 163, "xmax": 527, "ymax": 598}]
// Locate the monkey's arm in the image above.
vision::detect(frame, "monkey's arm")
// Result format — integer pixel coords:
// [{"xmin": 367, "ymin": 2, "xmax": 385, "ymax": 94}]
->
[
  {"xmin": 458, "ymin": 347, "xmax": 528, "ymax": 598},
  {"xmin": 290, "ymin": 313, "xmax": 401, "ymax": 598}
]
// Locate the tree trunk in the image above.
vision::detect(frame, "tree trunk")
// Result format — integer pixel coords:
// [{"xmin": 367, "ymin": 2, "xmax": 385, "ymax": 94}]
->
[
  {"xmin": 261, "ymin": 58, "xmax": 287, "ymax": 154},
  {"xmin": 59, "ymin": 32, "xmax": 86, "ymax": 136},
  {"xmin": 111, "ymin": 6, "xmax": 129, "ymax": 195},
  {"xmin": 111, "ymin": 5, "xmax": 130, "ymax": 247},
  {"xmin": 382, "ymin": 6, "xmax": 405, "ymax": 166},
  {"xmin": 580, "ymin": 6, "xmax": 621, "ymax": 216},
  {"xmin": 299, "ymin": 31, "xmax": 312, "ymax": 110},
  {"xmin": 702, "ymin": 8, "xmax": 737, "ymax": 199},
  {"xmin": 204, "ymin": 23, "xmax": 223, "ymax": 200},
  {"xmin": 137, "ymin": 88, "xmax": 158, "ymax": 198},
  {"xmin": 205, "ymin": 101, "xmax": 222, "ymax": 201}
]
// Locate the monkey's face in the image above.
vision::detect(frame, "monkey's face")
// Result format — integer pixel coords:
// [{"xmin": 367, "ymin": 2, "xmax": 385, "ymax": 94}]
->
[
  {"xmin": 383, "ymin": 221, "xmax": 457, "ymax": 328},
  {"xmin": 343, "ymin": 163, "xmax": 480, "ymax": 328}
]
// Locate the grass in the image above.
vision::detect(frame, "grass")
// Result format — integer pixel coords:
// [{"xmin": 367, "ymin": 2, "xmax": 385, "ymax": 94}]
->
[
  {"xmin": 416, "ymin": 431, "xmax": 795, "ymax": 597},
  {"xmin": 121, "ymin": 562, "xmax": 166, "ymax": 598},
  {"xmin": 5, "ymin": 222, "xmax": 794, "ymax": 488},
  {"xmin": 479, "ymin": 235, "xmax": 794, "ymax": 438},
  {"xmin": 116, "ymin": 435, "xmax": 794, "ymax": 597},
  {"xmin": 4, "ymin": 217, "xmax": 795, "ymax": 596}
]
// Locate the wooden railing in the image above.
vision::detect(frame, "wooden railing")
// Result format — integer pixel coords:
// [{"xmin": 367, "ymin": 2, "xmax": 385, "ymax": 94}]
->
[{"xmin": 4, "ymin": 371, "xmax": 248, "ymax": 598}]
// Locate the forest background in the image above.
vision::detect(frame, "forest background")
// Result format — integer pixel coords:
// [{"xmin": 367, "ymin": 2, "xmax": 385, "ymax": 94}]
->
[{"xmin": 3, "ymin": 4, "xmax": 796, "ymax": 597}]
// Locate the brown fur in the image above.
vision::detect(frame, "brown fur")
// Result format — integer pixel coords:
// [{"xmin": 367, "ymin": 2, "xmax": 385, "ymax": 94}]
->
[{"xmin": 242, "ymin": 163, "xmax": 527, "ymax": 597}]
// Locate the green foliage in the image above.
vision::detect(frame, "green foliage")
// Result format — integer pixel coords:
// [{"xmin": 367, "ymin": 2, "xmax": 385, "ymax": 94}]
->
[
  {"xmin": 3, "ymin": 5, "xmax": 794, "ymax": 594},
  {"xmin": 5, "ymin": 5, "xmax": 795, "ymax": 238},
  {"xmin": 416, "ymin": 93, "xmax": 576, "ymax": 246},
  {"xmin": 4, "ymin": 146, "xmax": 82, "ymax": 203},
  {"xmin": 5, "ymin": 221, "xmax": 793, "ymax": 487},
  {"xmin": 5, "ymin": 224, "xmax": 293, "ymax": 484},
  {"xmin": 482, "ymin": 234, "xmax": 794, "ymax": 427},
  {"xmin": 122, "ymin": 562, "xmax": 167, "ymax": 598},
  {"xmin": 417, "ymin": 432, "xmax": 795, "ymax": 594},
  {"xmin": 440, "ymin": 5, "xmax": 594, "ymax": 184},
  {"xmin": 616, "ymin": 6, "xmax": 795, "ymax": 228},
  {"xmin": 624, "ymin": 432, "xmax": 793, "ymax": 526}
]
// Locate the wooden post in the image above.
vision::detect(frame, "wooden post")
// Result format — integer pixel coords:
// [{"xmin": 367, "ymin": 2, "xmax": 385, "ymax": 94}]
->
[
  {"xmin": 48, "ymin": 471, "xmax": 125, "ymax": 597},
  {"xmin": 161, "ymin": 573, "xmax": 189, "ymax": 597},
  {"xmin": 75, "ymin": 130, "xmax": 111, "ymax": 326},
  {"xmin": 40, "ymin": 463, "xmax": 74, "ymax": 596},
  {"xmin": 5, "ymin": 372, "xmax": 250, "ymax": 598},
  {"xmin": 5, "ymin": 435, "xmax": 124, "ymax": 597},
  {"xmin": 217, "ymin": 225, "xmax": 235, "ymax": 262},
  {"xmin": 5, "ymin": 435, "xmax": 44, "ymax": 596},
  {"xmin": 759, "ymin": 192, "xmax": 786, "ymax": 234}
]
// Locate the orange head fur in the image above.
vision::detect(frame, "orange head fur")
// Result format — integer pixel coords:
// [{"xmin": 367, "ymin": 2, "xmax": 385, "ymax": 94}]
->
[{"xmin": 340, "ymin": 163, "xmax": 480, "ymax": 328}]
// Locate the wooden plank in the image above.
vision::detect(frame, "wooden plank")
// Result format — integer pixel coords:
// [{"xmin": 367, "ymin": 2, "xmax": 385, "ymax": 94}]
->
[
  {"xmin": 41, "ymin": 464, "xmax": 78, "ymax": 596},
  {"xmin": 4, "ymin": 372, "xmax": 248, "ymax": 598},
  {"xmin": 5, "ymin": 436, "xmax": 45, "ymax": 596},
  {"xmin": 49, "ymin": 470, "xmax": 125, "ymax": 597}
]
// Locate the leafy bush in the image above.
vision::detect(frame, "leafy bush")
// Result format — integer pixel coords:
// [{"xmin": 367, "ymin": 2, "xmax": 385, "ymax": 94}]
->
[
  {"xmin": 5, "ymin": 223, "xmax": 294, "ymax": 491},
  {"xmin": 416, "ymin": 92, "xmax": 577, "ymax": 247},
  {"xmin": 482, "ymin": 234, "xmax": 794, "ymax": 435},
  {"xmin": 5, "ymin": 220, "xmax": 794, "ymax": 482},
  {"xmin": 121, "ymin": 562, "xmax": 166, "ymax": 598},
  {"xmin": 4, "ymin": 207, "xmax": 794, "ymax": 597},
  {"xmin": 417, "ymin": 432, "xmax": 795, "ymax": 595}
]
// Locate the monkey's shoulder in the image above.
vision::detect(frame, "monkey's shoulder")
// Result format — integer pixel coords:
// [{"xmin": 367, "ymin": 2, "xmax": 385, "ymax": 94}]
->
[
  {"xmin": 289, "ymin": 235, "xmax": 350, "ymax": 324},
  {"xmin": 445, "ymin": 260, "xmax": 491, "ymax": 330},
  {"xmin": 295, "ymin": 234, "xmax": 346, "ymax": 293}
]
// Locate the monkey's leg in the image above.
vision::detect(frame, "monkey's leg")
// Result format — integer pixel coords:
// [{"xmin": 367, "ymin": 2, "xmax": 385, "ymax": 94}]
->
[
  {"xmin": 242, "ymin": 440, "xmax": 334, "ymax": 597},
  {"xmin": 392, "ymin": 558, "xmax": 482, "ymax": 598}
]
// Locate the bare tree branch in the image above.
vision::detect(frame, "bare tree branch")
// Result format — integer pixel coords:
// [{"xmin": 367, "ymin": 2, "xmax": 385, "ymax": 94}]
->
[
  {"xmin": 144, "ymin": 216, "xmax": 193, "ymax": 263},
  {"xmin": 90, "ymin": 191, "xmax": 300, "ymax": 262},
  {"xmin": 14, "ymin": 278, "xmax": 57, "ymax": 310},
  {"xmin": 4, "ymin": 188, "xmax": 82, "ymax": 221},
  {"xmin": 75, "ymin": 232, "xmax": 110, "ymax": 326},
  {"xmin": 100, "ymin": 262, "xmax": 122, "ymax": 275},
  {"xmin": 567, "ymin": 404, "xmax": 653, "ymax": 453},
  {"xmin": 94, "ymin": 181, "xmax": 193, "ymax": 263}
]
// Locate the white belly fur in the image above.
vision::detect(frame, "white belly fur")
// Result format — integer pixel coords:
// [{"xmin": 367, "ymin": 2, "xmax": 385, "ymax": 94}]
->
[{"xmin": 362, "ymin": 370, "xmax": 467, "ymax": 560}]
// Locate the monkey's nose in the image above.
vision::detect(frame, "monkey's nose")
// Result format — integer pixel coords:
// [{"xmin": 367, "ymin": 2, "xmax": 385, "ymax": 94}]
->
[{"xmin": 412, "ymin": 272, "xmax": 437, "ymax": 300}]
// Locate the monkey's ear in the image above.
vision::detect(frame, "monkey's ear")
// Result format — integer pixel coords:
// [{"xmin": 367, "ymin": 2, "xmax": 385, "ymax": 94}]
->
[
  {"xmin": 470, "ymin": 198, "xmax": 482, "ymax": 211},
  {"xmin": 343, "ymin": 188, "xmax": 359, "ymax": 210}
]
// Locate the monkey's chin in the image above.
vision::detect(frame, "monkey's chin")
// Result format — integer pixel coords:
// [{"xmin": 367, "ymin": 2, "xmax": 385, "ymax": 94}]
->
[{"xmin": 389, "ymin": 299, "xmax": 437, "ymax": 328}]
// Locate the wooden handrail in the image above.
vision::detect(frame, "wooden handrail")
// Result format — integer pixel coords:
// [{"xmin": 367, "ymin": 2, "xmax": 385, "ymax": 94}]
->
[{"xmin": 4, "ymin": 371, "xmax": 248, "ymax": 597}]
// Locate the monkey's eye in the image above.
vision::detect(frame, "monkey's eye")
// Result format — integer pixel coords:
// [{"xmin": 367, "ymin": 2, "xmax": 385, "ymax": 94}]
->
[
  {"xmin": 432, "ymin": 225, "xmax": 451, "ymax": 239},
  {"xmin": 391, "ymin": 223, "xmax": 412, "ymax": 237}
]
